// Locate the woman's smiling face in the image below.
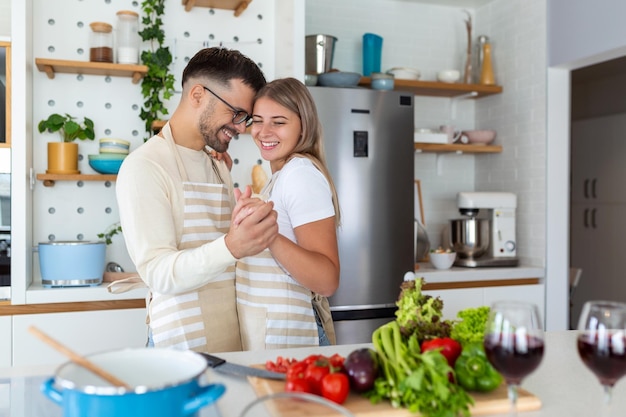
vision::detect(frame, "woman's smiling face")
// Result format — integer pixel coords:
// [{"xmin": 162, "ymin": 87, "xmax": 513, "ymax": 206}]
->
[{"xmin": 251, "ymin": 96, "xmax": 302, "ymax": 172}]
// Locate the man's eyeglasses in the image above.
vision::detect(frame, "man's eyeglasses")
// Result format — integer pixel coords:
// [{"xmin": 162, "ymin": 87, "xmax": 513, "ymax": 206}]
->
[{"xmin": 202, "ymin": 86, "xmax": 253, "ymax": 127}]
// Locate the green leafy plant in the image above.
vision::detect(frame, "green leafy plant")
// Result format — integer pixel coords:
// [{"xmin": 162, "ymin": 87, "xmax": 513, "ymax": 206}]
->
[
  {"xmin": 98, "ymin": 222, "xmax": 123, "ymax": 245},
  {"xmin": 37, "ymin": 113, "xmax": 95, "ymax": 142},
  {"xmin": 139, "ymin": 0, "xmax": 176, "ymax": 140}
]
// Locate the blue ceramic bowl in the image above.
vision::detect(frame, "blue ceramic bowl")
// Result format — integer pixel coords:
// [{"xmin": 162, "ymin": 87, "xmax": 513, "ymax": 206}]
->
[
  {"xmin": 88, "ymin": 154, "xmax": 126, "ymax": 175},
  {"xmin": 318, "ymin": 71, "xmax": 362, "ymax": 87}
]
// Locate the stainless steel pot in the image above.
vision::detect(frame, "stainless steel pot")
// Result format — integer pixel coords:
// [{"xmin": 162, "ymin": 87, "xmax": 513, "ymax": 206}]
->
[
  {"xmin": 450, "ymin": 218, "xmax": 489, "ymax": 259},
  {"xmin": 305, "ymin": 34, "xmax": 337, "ymax": 75}
]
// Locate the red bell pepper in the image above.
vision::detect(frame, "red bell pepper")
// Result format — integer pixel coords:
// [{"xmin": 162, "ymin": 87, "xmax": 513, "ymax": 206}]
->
[{"xmin": 421, "ymin": 337, "xmax": 462, "ymax": 367}]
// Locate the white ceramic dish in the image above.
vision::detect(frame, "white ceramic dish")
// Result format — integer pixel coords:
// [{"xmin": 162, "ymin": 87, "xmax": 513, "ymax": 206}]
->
[
  {"xmin": 386, "ymin": 67, "xmax": 421, "ymax": 80},
  {"xmin": 429, "ymin": 251, "xmax": 456, "ymax": 270},
  {"xmin": 437, "ymin": 69, "xmax": 461, "ymax": 83}
]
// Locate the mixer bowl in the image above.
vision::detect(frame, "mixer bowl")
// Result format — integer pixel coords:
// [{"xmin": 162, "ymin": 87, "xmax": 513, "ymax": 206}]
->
[{"xmin": 450, "ymin": 218, "xmax": 489, "ymax": 259}]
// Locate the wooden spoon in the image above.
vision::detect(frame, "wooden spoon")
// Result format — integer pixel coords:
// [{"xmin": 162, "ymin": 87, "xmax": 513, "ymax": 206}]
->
[{"xmin": 28, "ymin": 326, "xmax": 132, "ymax": 389}]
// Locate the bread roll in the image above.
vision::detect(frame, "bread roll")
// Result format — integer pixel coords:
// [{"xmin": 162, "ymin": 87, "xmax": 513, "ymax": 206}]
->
[{"xmin": 251, "ymin": 164, "xmax": 268, "ymax": 195}]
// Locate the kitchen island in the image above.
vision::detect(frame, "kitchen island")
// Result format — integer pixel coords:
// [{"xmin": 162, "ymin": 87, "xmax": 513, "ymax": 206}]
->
[{"xmin": 0, "ymin": 331, "xmax": 622, "ymax": 417}]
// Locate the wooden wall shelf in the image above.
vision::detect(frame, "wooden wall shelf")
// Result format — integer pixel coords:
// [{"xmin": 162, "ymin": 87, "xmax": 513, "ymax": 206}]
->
[
  {"xmin": 182, "ymin": 0, "xmax": 252, "ymax": 16},
  {"xmin": 414, "ymin": 143, "xmax": 502, "ymax": 153},
  {"xmin": 359, "ymin": 77, "xmax": 503, "ymax": 98},
  {"xmin": 36, "ymin": 173, "xmax": 117, "ymax": 187},
  {"xmin": 35, "ymin": 58, "xmax": 148, "ymax": 84}
]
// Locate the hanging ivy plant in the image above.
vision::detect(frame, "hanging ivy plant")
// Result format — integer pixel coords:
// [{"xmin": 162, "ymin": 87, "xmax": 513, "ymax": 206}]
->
[{"xmin": 139, "ymin": 0, "xmax": 176, "ymax": 140}]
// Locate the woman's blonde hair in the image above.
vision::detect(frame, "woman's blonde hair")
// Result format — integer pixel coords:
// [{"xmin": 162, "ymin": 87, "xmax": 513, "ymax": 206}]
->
[{"xmin": 255, "ymin": 77, "xmax": 341, "ymax": 227}]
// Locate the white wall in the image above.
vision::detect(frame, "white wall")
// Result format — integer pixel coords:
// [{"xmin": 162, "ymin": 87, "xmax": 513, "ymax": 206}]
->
[
  {"xmin": 22, "ymin": 0, "xmax": 288, "ymax": 286},
  {"xmin": 547, "ymin": 0, "xmax": 626, "ymax": 68},
  {"xmin": 306, "ymin": 0, "xmax": 547, "ymax": 266},
  {"xmin": 0, "ymin": 0, "xmax": 10, "ymax": 37}
]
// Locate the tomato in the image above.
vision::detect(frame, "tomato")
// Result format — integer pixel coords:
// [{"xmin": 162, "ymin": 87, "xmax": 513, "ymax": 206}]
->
[
  {"xmin": 265, "ymin": 356, "xmax": 297, "ymax": 373},
  {"xmin": 328, "ymin": 353, "xmax": 346, "ymax": 372},
  {"xmin": 302, "ymin": 354, "xmax": 323, "ymax": 365},
  {"xmin": 286, "ymin": 361, "xmax": 308, "ymax": 381},
  {"xmin": 421, "ymin": 337, "xmax": 462, "ymax": 367},
  {"xmin": 285, "ymin": 378, "xmax": 313, "ymax": 394},
  {"xmin": 321, "ymin": 372, "xmax": 350, "ymax": 404},
  {"xmin": 305, "ymin": 358, "xmax": 331, "ymax": 395}
]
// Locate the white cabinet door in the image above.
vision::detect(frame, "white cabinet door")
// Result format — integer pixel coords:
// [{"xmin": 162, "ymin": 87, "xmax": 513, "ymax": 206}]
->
[
  {"xmin": 484, "ymin": 284, "xmax": 546, "ymax": 326},
  {"xmin": 0, "ymin": 316, "xmax": 10, "ymax": 368},
  {"xmin": 12, "ymin": 308, "xmax": 147, "ymax": 367},
  {"xmin": 424, "ymin": 284, "xmax": 545, "ymax": 326},
  {"xmin": 423, "ymin": 288, "xmax": 484, "ymax": 320}
]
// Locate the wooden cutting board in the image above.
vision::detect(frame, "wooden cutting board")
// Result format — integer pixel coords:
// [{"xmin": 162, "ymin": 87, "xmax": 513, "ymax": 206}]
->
[{"xmin": 247, "ymin": 375, "xmax": 541, "ymax": 417}]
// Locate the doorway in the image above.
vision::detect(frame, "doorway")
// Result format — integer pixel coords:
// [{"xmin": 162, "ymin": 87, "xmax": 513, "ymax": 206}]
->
[{"xmin": 569, "ymin": 55, "xmax": 626, "ymax": 329}]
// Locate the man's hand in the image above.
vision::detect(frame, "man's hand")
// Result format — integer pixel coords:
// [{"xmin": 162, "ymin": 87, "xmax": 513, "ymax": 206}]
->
[{"xmin": 225, "ymin": 198, "xmax": 278, "ymax": 259}]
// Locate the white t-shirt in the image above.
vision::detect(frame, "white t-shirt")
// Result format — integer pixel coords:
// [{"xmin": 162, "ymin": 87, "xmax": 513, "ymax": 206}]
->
[{"xmin": 268, "ymin": 157, "xmax": 335, "ymax": 241}]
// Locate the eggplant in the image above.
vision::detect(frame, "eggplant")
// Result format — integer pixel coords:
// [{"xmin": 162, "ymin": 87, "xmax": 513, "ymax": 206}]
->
[{"xmin": 343, "ymin": 348, "xmax": 379, "ymax": 393}]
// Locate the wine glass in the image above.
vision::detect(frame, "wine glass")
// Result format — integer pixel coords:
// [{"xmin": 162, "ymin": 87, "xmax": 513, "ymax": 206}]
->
[
  {"xmin": 484, "ymin": 301, "xmax": 545, "ymax": 417},
  {"xmin": 577, "ymin": 300, "xmax": 626, "ymax": 417}
]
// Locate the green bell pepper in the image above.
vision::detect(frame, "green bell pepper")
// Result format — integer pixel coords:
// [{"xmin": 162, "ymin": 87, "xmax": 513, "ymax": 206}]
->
[{"xmin": 454, "ymin": 343, "xmax": 503, "ymax": 392}]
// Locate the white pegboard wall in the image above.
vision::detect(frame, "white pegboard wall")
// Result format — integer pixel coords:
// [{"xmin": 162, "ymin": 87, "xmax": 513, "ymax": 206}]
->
[{"xmin": 31, "ymin": 0, "xmax": 280, "ymax": 276}]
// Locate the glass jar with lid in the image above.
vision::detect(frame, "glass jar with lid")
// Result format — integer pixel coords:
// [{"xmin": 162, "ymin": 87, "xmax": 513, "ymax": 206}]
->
[
  {"xmin": 89, "ymin": 22, "xmax": 113, "ymax": 63},
  {"xmin": 115, "ymin": 10, "xmax": 140, "ymax": 64}
]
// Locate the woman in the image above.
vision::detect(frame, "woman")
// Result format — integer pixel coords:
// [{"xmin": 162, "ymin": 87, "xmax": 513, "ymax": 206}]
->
[{"xmin": 236, "ymin": 77, "xmax": 341, "ymax": 350}]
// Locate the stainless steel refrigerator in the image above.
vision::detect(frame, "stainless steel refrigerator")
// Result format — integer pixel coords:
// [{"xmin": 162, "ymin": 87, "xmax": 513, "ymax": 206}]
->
[{"xmin": 308, "ymin": 86, "xmax": 415, "ymax": 344}]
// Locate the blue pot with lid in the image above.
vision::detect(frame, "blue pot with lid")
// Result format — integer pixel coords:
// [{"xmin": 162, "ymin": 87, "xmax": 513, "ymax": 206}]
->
[
  {"xmin": 38, "ymin": 241, "xmax": 106, "ymax": 287},
  {"xmin": 41, "ymin": 348, "xmax": 225, "ymax": 417}
]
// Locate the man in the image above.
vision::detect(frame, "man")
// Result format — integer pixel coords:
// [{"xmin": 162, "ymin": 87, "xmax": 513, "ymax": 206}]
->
[{"xmin": 116, "ymin": 47, "xmax": 278, "ymax": 353}]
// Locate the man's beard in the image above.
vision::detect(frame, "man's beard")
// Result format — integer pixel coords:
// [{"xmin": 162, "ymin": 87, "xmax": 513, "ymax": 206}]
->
[{"xmin": 199, "ymin": 107, "xmax": 231, "ymax": 153}]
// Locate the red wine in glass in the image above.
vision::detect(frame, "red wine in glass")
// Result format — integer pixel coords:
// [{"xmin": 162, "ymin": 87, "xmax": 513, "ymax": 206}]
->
[
  {"xmin": 577, "ymin": 332, "xmax": 626, "ymax": 387},
  {"xmin": 484, "ymin": 301, "xmax": 544, "ymax": 417},
  {"xmin": 484, "ymin": 334, "xmax": 544, "ymax": 385},
  {"xmin": 577, "ymin": 300, "xmax": 626, "ymax": 417}
]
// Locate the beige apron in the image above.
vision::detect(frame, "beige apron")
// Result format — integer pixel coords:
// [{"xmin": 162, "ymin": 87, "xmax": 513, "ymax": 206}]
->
[
  {"xmin": 236, "ymin": 169, "xmax": 322, "ymax": 350},
  {"xmin": 111, "ymin": 124, "xmax": 242, "ymax": 353}
]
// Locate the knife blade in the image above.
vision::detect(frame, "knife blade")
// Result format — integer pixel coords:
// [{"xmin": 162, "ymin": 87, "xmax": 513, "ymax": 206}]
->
[{"xmin": 200, "ymin": 353, "xmax": 286, "ymax": 380}]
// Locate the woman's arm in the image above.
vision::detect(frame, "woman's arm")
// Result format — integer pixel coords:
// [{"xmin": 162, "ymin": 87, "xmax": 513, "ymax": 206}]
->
[{"xmin": 268, "ymin": 216, "xmax": 339, "ymax": 297}]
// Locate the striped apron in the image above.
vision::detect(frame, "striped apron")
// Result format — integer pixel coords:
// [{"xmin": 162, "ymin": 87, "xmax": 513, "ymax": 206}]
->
[
  {"xmin": 236, "ymin": 172, "xmax": 319, "ymax": 350},
  {"xmin": 148, "ymin": 126, "xmax": 242, "ymax": 353}
]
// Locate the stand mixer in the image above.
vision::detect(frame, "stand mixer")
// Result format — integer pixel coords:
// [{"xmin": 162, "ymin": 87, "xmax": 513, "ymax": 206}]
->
[{"xmin": 450, "ymin": 192, "xmax": 519, "ymax": 267}]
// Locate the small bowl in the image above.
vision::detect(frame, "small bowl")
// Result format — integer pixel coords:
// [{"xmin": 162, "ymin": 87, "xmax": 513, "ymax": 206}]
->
[
  {"xmin": 304, "ymin": 74, "xmax": 318, "ymax": 86},
  {"xmin": 99, "ymin": 138, "xmax": 130, "ymax": 155},
  {"xmin": 371, "ymin": 72, "xmax": 394, "ymax": 90},
  {"xmin": 462, "ymin": 129, "xmax": 497, "ymax": 145},
  {"xmin": 429, "ymin": 251, "xmax": 457, "ymax": 270},
  {"xmin": 437, "ymin": 70, "xmax": 461, "ymax": 83},
  {"xmin": 88, "ymin": 154, "xmax": 126, "ymax": 174},
  {"xmin": 386, "ymin": 67, "xmax": 421, "ymax": 80}
]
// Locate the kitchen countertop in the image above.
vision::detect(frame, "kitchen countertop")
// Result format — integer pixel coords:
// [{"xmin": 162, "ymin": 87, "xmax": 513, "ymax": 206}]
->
[
  {"xmin": 415, "ymin": 264, "xmax": 544, "ymax": 282},
  {"xmin": 6, "ymin": 265, "xmax": 544, "ymax": 305},
  {"xmin": 0, "ymin": 331, "xmax": 623, "ymax": 417}
]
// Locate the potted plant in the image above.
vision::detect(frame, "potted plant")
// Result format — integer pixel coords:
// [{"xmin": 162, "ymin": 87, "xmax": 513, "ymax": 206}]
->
[{"xmin": 38, "ymin": 113, "xmax": 95, "ymax": 174}]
